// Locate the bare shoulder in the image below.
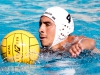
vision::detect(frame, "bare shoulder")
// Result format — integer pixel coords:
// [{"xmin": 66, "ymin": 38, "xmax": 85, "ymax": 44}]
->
[
  {"xmin": 68, "ymin": 35, "xmax": 86, "ymax": 43},
  {"xmin": 69, "ymin": 35, "xmax": 85, "ymax": 39}
]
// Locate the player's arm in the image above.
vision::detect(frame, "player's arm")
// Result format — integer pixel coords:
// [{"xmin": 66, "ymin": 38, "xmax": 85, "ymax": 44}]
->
[
  {"xmin": 69, "ymin": 36, "xmax": 100, "ymax": 57},
  {"xmin": 78, "ymin": 37, "xmax": 96, "ymax": 50}
]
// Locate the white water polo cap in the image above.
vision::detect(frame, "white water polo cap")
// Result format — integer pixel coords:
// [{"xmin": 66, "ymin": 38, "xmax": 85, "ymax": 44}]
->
[{"xmin": 42, "ymin": 6, "xmax": 74, "ymax": 48}]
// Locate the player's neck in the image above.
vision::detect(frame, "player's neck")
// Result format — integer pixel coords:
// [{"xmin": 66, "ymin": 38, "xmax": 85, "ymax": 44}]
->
[
  {"xmin": 51, "ymin": 37, "xmax": 69, "ymax": 51},
  {"xmin": 51, "ymin": 35, "xmax": 75, "ymax": 51}
]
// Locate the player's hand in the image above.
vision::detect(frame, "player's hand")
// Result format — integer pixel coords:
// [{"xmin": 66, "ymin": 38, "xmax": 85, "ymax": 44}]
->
[{"xmin": 69, "ymin": 43, "xmax": 83, "ymax": 57}]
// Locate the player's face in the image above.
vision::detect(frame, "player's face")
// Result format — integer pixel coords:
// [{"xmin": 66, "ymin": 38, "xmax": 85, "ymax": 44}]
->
[{"xmin": 39, "ymin": 16, "xmax": 56, "ymax": 47}]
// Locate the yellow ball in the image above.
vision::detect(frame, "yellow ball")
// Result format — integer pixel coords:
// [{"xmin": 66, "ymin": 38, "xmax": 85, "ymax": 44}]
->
[{"xmin": 1, "ymin": 30, "xmax": 40, "ymax": 64}]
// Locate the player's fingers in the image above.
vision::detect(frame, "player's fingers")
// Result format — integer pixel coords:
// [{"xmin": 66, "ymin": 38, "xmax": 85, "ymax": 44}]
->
[
  {"xmin": 69, "ymin": 48, "xmax": 77, "ymax": 57},
  {"xmin": 71, "ymin": 45, "xmax": 79, "ymax": 55},
  {"xmin": 75, "ymin": 44, "xmax": 81, "ymax": 53}
]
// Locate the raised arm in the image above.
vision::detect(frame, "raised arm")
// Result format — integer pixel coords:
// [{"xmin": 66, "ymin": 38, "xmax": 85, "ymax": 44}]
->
[{"xmin": 69, "ymin": 36, "xmax": 99, "ymax": 57}]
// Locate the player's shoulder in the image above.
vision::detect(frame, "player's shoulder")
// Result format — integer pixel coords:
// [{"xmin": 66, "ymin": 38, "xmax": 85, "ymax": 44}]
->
[
  {"xmin": 70, "ymin": 35, "xmax": 86, "ymax": 39},
  {"xmin": 68, "ymin": 35, "xmax": 86, "ymax": 43}
]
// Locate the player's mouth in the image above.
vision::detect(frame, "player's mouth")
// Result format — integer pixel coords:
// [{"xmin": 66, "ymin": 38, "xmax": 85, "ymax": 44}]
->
[{"xmin": 40, "ymin": 37, "xmax": 46, "ymax": 40}]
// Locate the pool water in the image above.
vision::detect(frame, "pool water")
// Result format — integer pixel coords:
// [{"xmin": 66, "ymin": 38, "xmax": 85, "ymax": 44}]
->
[{"xmin": 0, "ymin": 0, "xmax": 100, "ymax": 75}]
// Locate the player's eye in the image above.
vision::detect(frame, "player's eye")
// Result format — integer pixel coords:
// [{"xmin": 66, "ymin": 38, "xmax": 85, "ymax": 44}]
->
[{"xmin": 44, "ymin": 22, "xmax": 51, "ymax": 27}]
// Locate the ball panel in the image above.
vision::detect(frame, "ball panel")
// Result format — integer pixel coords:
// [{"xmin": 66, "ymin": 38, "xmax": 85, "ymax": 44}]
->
[
  {"xmin": 30, "ymin": 37, "xmax": 39, "ymax": 46},
  {"xmin": 29, "ymin": 45, "xmax": 40, "ymax": 61},
  {"xmin": 1, "ymin": 38, "xmax": 7, "ymax": 57},
  {"xmin": 12, "ymin": 33, "xmax": 23, "ymax": 62},
  {"xmin": 21, "ymin": 34, "xmax": 30, "ymax": 63},
  {"xmin": 1, "ymin": 38, "xmax": 7, "ymax": 46},
  {"xmin": 14, "ymin": 30, "xmax": 35, "ymax": 38},
  {"xmin": 6, "ymin": 34, "xmax": 15, "ymax": 61}
]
